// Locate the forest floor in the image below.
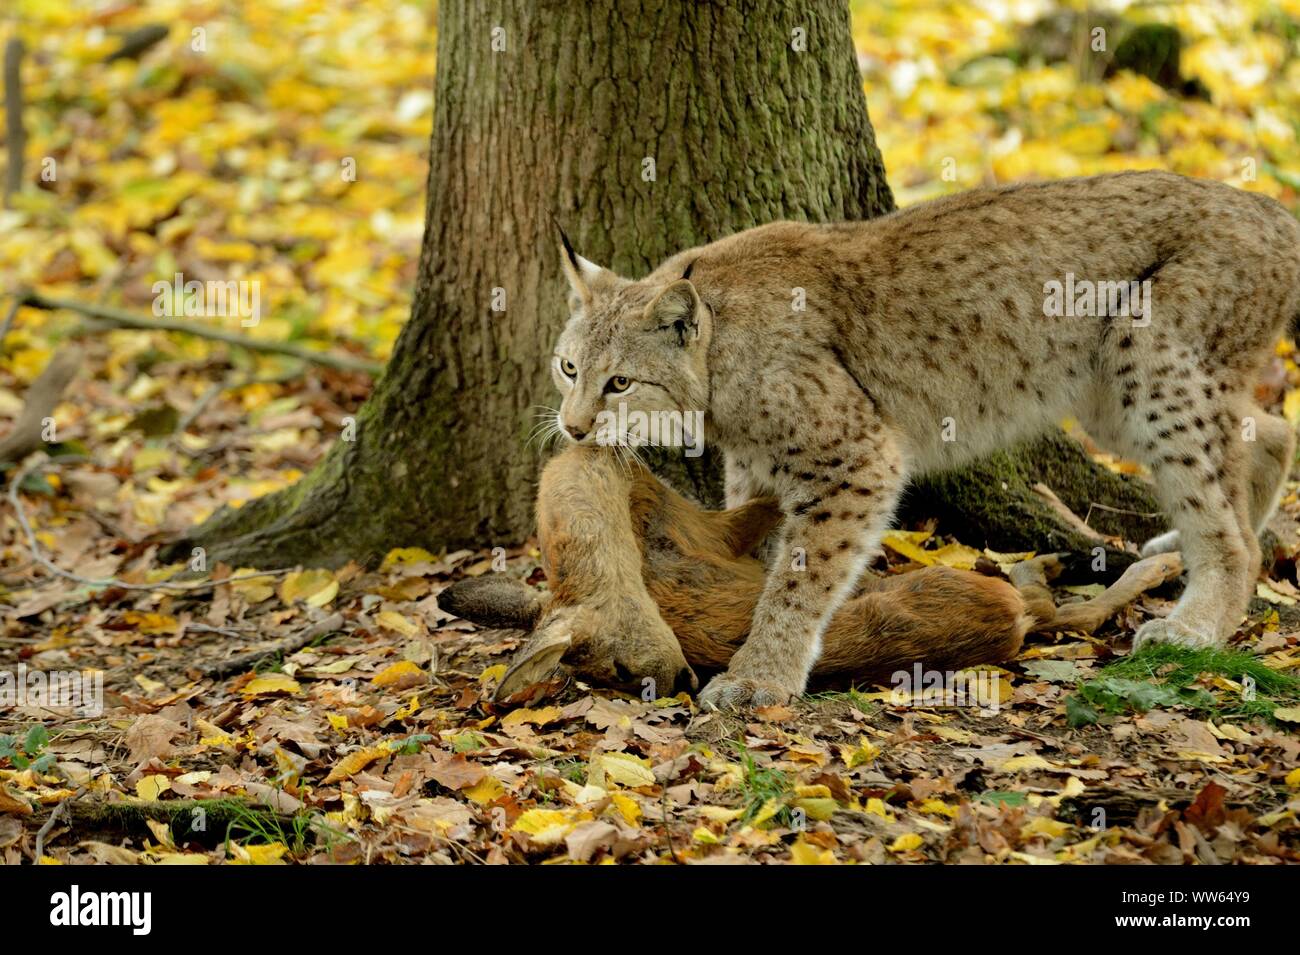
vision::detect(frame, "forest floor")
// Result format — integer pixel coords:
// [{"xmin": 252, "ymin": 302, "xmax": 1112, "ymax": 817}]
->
[
  {"xmin": 1, "ymin": 327, "xmax": 1298, "ymax": 864},
  {"xmin": 2, "ymin": 0, "xmax": 1300, "ymax": 863}
]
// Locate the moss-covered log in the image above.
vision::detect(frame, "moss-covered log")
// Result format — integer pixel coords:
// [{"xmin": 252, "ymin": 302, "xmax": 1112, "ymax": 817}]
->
[{"xmin": 899, "ymin": 430, "xmax": 1166, "ymax": 575}]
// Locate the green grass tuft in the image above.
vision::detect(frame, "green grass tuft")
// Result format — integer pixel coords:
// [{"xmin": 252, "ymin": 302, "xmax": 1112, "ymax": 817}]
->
[
  {"xmin": 727, "ymin": 739, "xmax": 792, "ymax": 825},
  {"xmin": 1068, "ymin": 642, "xmax": 1300, "ymax": 726}
]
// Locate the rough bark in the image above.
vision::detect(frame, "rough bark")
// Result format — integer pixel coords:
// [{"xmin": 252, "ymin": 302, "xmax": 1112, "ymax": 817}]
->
[{"xmin": 174, "ymin": 0, "xmax": 1165, "ymax": 572}]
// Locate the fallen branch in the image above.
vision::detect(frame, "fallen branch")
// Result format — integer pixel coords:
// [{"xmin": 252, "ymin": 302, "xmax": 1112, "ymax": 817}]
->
[
  {"xmin": 56, "ymin": 796, "xmax": 302, "ymax": 835},
  {"xmin": 0, "ymin": 346, "xmax": 82, "ymax": 464},
  {"xmin": 105, "ymin": 24, "xmax": 169, "ymax": 63},
  {"xmin": 1031, "ymin": 481, "xmax": 1104, "ymax": 544},
  {"xmin": 19, "ymin": 290, "xmax": 383, "ymax": 375},
  {"xmin": 200, "ymin": 611, "xmax": 345, "ymax": 678}
]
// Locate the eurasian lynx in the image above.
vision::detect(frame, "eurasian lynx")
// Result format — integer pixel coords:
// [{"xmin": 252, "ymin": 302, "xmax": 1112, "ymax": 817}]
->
[{"xmin": 551, "ymin": 170, "xmax": 1300, "ymax": 709}]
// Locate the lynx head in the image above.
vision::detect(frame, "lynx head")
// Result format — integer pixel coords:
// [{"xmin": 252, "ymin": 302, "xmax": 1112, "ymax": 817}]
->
[{"xmin": 550, "ymin": 227, "xmax": 711, "ymax": 450}]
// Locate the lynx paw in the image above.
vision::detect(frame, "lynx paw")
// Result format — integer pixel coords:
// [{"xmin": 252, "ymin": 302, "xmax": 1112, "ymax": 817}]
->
[
  {"xmin": 1133, "ymin": 617, "xmax": 1218, "ymax": 650},
  {"xmin": 1139, "ymin": 530, "xmax": 1180, "ymax": 557},
  {"xmin": 697, "ymin": 674, "xmax": 795, "ymax": 711}
]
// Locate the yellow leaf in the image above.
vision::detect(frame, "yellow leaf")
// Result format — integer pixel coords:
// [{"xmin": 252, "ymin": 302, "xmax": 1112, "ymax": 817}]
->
[
  {"xmin": 463, "ymin": 776, "xmax": 505, "ymax": 805},
  {"xmin": 135, "ymin": 775, "xmax": 171, "ymax": 802},
  {"xmin": 930, "ymin": 542, "xmax": 983, "ymax": 569},
  {"xmin": 230, "ymin": 842, "xmax": 289, "ymax": 865},
  {"xmin": 692, "ymin": 826, "xmax": 722, "ymax": 845},
  {"xmin": 697, "ymin": 806, "xmax": 744, "ymax": 823},
  {"xmin": 323, "ymin": 745, "xmax": 389, "ymax": 783},
  {"xmin": 370, "ymin": 660, "xmax": 425, "ymax": 688},
  {"xmin": 790, "ymin": 838, "xmax": 838, "ymax": 864},
  {"xmin": 916, "ymin": 798, "xmax": 959, "ymax": 818},
  {"xmin": 794, "ymin": 784, "xmax": 833, "ymax": 799},
  {"xmin": 1256, "ymin": 581, "xmax": 1296, "ymax": 606},
  {"xmin": 1022, "ymin": 816, "xmax": 1073, "ymax": 839},
  {"xmin": 133, "ymin": 674, "xmax": 167, "ymax": 695},
  {"xmin": 279, "ymin": 568, "xmax": 337, "ymax": 607},
  {"xmin": 596, "ymin": 753, "xmax": 656, "ymax": 788},
  {"xmin": 376, "ymin": 610, "xmax": 420, "ymax": 637},
  {"xmin": 839, "ymin": 736, "xmax": 880, "ymax": 768},
  {"xmin": 479, "ymin": 664, "xmax": 507, "ymax": 687},
  {"xmin": 196, "ymin": 718, "xmax": 235, "ymax": 748},
  {"xmin": 1285, "ymin": 767, "xmax": 1300, "ymax": 788},
  {"xmin": 792, "ymin": 797, "xmax": 838, "ymax": 821},
  {"xmin": 1285, "ymin": 389, "xmax": 1300, "ymax": 429},
  {"xmin": 327, "ymin": 713, "xmax": 349, "ymax": 733},
  {"xmin": 1273, "ymin": 706, "xmax": 1300, "ymax": 723},
  {"xmin": 381, "ymin": 547, "xmax": 438, "ymax": 570},
  {"xmin": 610, "ymin": 792, "xmax": 641, "ymax": 827},
  {"xmin": 242, "ymin": 673, "xmax": 301, "ymax": 697},
  {"xmin": 750, "ymin": 797, "xmax": 782, "ymax": 829},
  {"xmin": 864, "ymin": 798, "xmax": 896, "ymax": 821},
  {"xmin": 393, "ymin": 694, "xmax": 421, "ymax": 721},
  {"xmin": 999, "ymin": 755, "xmax": 1055, "ymax": 772},
  {"xmin": 0, "ymin": 785, "xmax": 33, "ymax": 815},
  {"xmin": 512, "ymin": 809, "xmax": 572, "ymax": 838},
  {"xmin": 145, "ymin": 819, "xmax": 175, "ymax": 849},
  {"xmin": 889, "ymin": 833, "xmax": 924, "ymax": 853},
  {"xmin": 501, "ymin": 706, "xmax": 563, "ymax": 728},
  {"xmin": 881, "ymin": 530, "xmax": 934, "ymax": 564},
  {"xmin": 230, "ymin": 569, "xmax": 276, "ymax": 603},
  {"xmin": 119, "ymin": 611, "xmax": 180, "ymax": 636}
]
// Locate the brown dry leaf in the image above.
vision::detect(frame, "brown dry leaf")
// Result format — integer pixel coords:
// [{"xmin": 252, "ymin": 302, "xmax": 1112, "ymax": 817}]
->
[
  {"xmin": 126, "ymin": 713, "xmax": 187, "ymax": 764},
  {"xmin": 428, "ymin": 755, "xmax": 487, "ymax": 791}
]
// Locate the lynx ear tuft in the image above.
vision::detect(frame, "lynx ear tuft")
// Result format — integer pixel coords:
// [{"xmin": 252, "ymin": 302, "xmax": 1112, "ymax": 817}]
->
[
  {"xmin": 646, "ymin": 279, "xmax": 703, "ymax": 347},
  {"xmin": 553, "ymin": 217, "xmax": 605, "ymax": 304}
]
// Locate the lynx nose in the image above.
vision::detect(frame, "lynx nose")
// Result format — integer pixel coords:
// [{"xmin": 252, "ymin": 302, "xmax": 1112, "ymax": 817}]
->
[{"xmin": 565, "ymin": 425, "xmax": 589, "ymax": 441}]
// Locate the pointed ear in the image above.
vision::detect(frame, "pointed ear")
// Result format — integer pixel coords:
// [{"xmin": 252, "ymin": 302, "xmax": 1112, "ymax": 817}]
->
[
  {"xmin": 553, "ymin": 219, "xmax": 606, "ymax": 307},
  {"xmin": 645, "ymin": 279, "xmax": 707, "ymax": 347}
]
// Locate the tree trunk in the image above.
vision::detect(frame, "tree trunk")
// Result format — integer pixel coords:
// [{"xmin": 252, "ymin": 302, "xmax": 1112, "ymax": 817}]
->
[
  {"xmin": 174, "ymin": 0, "xmax": 1163, "ymax": 572},
  {"xmin": 174, "ymin": 0, "xmax": 893, "ymax": 569}
]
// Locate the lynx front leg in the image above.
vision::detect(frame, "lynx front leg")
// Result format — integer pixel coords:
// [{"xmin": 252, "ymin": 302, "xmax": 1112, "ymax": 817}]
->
[{"xmin": 699, "ymin": 405, "xmax": 906, "ymax": 709}]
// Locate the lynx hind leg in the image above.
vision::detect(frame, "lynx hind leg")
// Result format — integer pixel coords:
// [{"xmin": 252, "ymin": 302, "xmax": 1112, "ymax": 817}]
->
[
  {"xmin": 1141, "ymin": 408, "xmax": 1295, "ymax": 557},
  {"xmin": 1244, "ymin": 409, "xmax": 1295, "ymax": 536},
  {"xmin": 1121, "ymin": 376, "xmax": 1254, "ymax": 648}
]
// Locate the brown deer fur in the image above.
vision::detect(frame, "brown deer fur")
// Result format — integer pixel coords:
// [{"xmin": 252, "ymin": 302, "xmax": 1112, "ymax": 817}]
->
[{"xmin": 441, "ymin": 446, "xmax": 1182, "ymax": 696}]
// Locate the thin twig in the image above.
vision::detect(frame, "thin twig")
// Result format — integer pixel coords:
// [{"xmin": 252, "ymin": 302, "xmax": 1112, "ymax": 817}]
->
[
  {"xmin": 1082, "ymin": 501, "xmax": 1163, "ymax": 520},
  {"xmin": 0, "ymin": 295, "xmax": 21, "ymax": 349},
  {"xmin": 1031, "ymin": 482, "xmax": 1104, "ymax": 543},
  {"xmin": 8, "ymin": 453, "xmax": 293, "ymax": 593},
  {"xmin": 200, "ymin": 612, "xmax": 345, "ymax": 679},
  {"xmin": 34, "ymin": 794, "xmax": 76, "ymax": 859},
  {"xmin": 20, "ymin": 290, "xmax": 383, "ymax": 375}
]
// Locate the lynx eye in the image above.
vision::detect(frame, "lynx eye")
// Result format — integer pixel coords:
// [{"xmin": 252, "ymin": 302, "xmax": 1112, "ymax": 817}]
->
[
  {"xmin": 559, "ymin": 358, "xmax": 577, "ymax": 378},
  {"xmin": 607, "ymin": 375, "xmax": 631, "ymax": 393}
]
